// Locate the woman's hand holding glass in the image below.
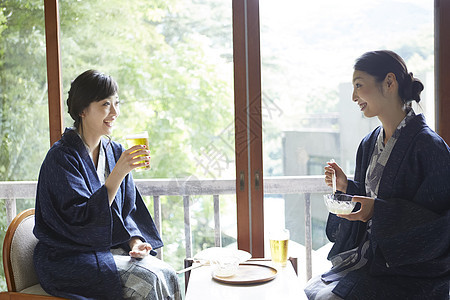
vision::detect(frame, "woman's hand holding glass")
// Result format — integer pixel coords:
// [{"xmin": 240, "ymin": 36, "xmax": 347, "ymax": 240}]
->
[{"xmin": 115, "ymin": 145, "xmax": 151, "ymax": 176}]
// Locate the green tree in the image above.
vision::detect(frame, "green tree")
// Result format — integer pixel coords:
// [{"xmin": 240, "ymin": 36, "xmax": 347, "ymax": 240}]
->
[{"xmin": 0, "ymin": 0, "xmax": 48, "ymax": 182}]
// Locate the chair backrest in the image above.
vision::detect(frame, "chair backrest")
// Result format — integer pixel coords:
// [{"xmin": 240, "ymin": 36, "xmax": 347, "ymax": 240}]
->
[{"xmin": 3, "ymin": 208, "xmax": 40, "ymax": 292}]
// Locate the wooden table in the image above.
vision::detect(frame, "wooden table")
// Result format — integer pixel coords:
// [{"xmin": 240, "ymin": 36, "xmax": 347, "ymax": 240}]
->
[{"xmin": 185, "ymin": 259, "xmax": 305, "ymax": 300}]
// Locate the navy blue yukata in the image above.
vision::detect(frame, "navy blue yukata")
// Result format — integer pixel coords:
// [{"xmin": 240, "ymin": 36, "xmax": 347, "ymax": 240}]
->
[
  {"xmin": 326, "ymin": 114, "xmax": 450, "ymax": 299},
  {"xmin": 33, "ymin": 128, "xmax": 164, "ymax": 299}
]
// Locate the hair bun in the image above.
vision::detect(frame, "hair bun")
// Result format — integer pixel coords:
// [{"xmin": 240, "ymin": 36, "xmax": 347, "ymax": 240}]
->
[
  {"xmin": 66, "ymin": 82, "xmax": 81, "ymax": 127},
  {"xmin": 403, "ymin": 72, "xmax": 424, "ymax": 103}
]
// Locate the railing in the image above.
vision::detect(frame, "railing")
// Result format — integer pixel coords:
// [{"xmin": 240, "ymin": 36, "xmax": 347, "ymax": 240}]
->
[{"xmin": 0, "ymin": 176, "xmax": 329, "ymax": 280}]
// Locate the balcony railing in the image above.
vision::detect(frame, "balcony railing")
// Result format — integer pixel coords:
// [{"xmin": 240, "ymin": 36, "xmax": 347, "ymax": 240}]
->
[{"xmin": 0, "ymin": 176, "xmax": 330, "ymax": 280}]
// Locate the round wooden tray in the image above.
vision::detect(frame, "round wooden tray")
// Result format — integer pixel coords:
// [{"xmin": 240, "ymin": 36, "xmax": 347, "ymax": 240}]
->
[{"xmin": 212, "ymin": 263, "xmax": 277, "ymax": 285}]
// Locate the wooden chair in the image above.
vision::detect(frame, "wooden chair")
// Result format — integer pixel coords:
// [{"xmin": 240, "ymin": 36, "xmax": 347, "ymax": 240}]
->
[{"xmin": 0, "ymin": 208, "xmax": 63, "ymax": 299}]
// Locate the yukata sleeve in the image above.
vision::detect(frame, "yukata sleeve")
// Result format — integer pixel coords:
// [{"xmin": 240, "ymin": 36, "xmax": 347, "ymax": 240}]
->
[
  {"xmin": 371, "ymin": 179, "xmax": 450, "ymax": 270},
  {"xmin": 34, "ymin": 148, "xmax": 112, "ymax": 250},
  {"xmin": 371, "ymin": 139, "xmax": 450, "ymax": 275},
  {"xmin": 120, "ymin": 184, "xmax": 163, "ymax": 250}
]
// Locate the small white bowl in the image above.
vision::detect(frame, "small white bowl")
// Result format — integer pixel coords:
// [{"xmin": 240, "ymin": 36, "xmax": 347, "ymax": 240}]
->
[
  {"xmin": 323, "ymin": 194, "xmax": 356, "ymax": 214},
  {"xmin": 211, "ymin": 256, "xmax": 240, "ymax": 277}
]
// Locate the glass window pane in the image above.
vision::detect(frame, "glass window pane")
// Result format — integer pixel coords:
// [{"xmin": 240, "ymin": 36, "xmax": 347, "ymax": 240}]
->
[
  {"xmin": 0, "ymin": 2, "xmax": 48, "ymax": 181},
  {"xmin": 260, "ymin": 0, "xmax": 434, "ymax": 279},
  {"xmin": 59, "ymin": 0, "xmax": 235, "ymax": 273},
  {"xmin": 0, "ymin": 0, "xmax": 47, "ymax": 290}
]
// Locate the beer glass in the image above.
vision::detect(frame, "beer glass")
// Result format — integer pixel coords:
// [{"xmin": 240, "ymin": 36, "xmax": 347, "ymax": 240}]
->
[
  {"xmin": 125, "ymin": 131, "xmax": 150, "ymax": 171},
  {"xmin": 269, "ymin": 229, "xmax": 290, "ymax": 266}
]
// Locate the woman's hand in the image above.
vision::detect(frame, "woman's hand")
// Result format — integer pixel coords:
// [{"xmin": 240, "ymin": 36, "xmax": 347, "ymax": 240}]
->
[
  {"xmin": 324, "ymin": 161, "xmax": 348, "ymax": 193},
  {"xmin": 114, "ymin": 145, "xmax": 151, "ymax": 176},
  {"xmin": 105, "ymin": 145, "xmax": 150, "ymax": 205},
  {"xmin": 129, "ymin": 237, "xmax": 152, "ymax": 259},
  {"xmin": 338, "ymin": 196, "xmax": 374, "ymax": 222}
]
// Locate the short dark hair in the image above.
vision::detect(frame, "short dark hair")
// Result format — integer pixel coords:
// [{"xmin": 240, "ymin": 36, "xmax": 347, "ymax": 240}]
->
[
  {"xmin": 354, "ymin": 50, "xmax": 424, "ymax": 104},
  {"xmin": 67, "ymin": 70, "xmax": 118, "ymax": 129}
]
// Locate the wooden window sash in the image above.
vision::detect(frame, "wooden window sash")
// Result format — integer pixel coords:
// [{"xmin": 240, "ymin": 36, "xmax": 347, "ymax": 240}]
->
[{"xmin": 44, "ymin": 0, "xmax": 63, "ymax": 146}]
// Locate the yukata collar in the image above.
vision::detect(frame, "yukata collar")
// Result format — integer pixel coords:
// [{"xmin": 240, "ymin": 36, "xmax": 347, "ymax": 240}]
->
[
  {"xmin": 62, "ymin": 128, "xmax": 90, "ymax": 158},
  {"xmin": 376, "ymin": 112, "xmax": 429, "ymax": 199},
  {"xmin": 379, "ymin": 108, "xmax": 416, "ymax": 147}
]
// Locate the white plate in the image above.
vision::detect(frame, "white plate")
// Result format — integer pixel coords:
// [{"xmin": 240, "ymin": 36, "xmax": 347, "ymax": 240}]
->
[{"xmin": 193, "ymin": 247, "xmax": 252, "ymax": 264}]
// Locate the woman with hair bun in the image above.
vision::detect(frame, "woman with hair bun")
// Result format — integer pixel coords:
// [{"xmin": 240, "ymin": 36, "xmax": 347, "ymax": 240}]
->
[
  {"xmin": 304, "ymin": 50, "xmax": 450, "ymax": 299},
  {"xmin": 33, "ymin": 70, "xmax": 181, "ymax": 299}
]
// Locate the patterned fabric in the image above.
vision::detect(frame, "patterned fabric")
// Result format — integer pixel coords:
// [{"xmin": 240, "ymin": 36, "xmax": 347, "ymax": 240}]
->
[
  {"xmin": 304, "ymin": 275, "xmax": 343, "ymax": 300},
  {"xmin": 320, "ymin": 238, "xmax": 370, "ymax": 284},
  {"xmin": 112, "ymin": 248, "xmax": 181, "ymax": 300}
]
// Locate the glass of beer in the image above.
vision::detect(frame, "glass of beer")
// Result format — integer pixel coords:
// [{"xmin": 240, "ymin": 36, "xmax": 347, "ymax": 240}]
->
[
  {"xmin": 125, "ymin": 131, "xmax": 150, "ymax": 171},
  {"xmin": 269, "ymin": 229, "xmax": 290, "ymax": 266}
]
